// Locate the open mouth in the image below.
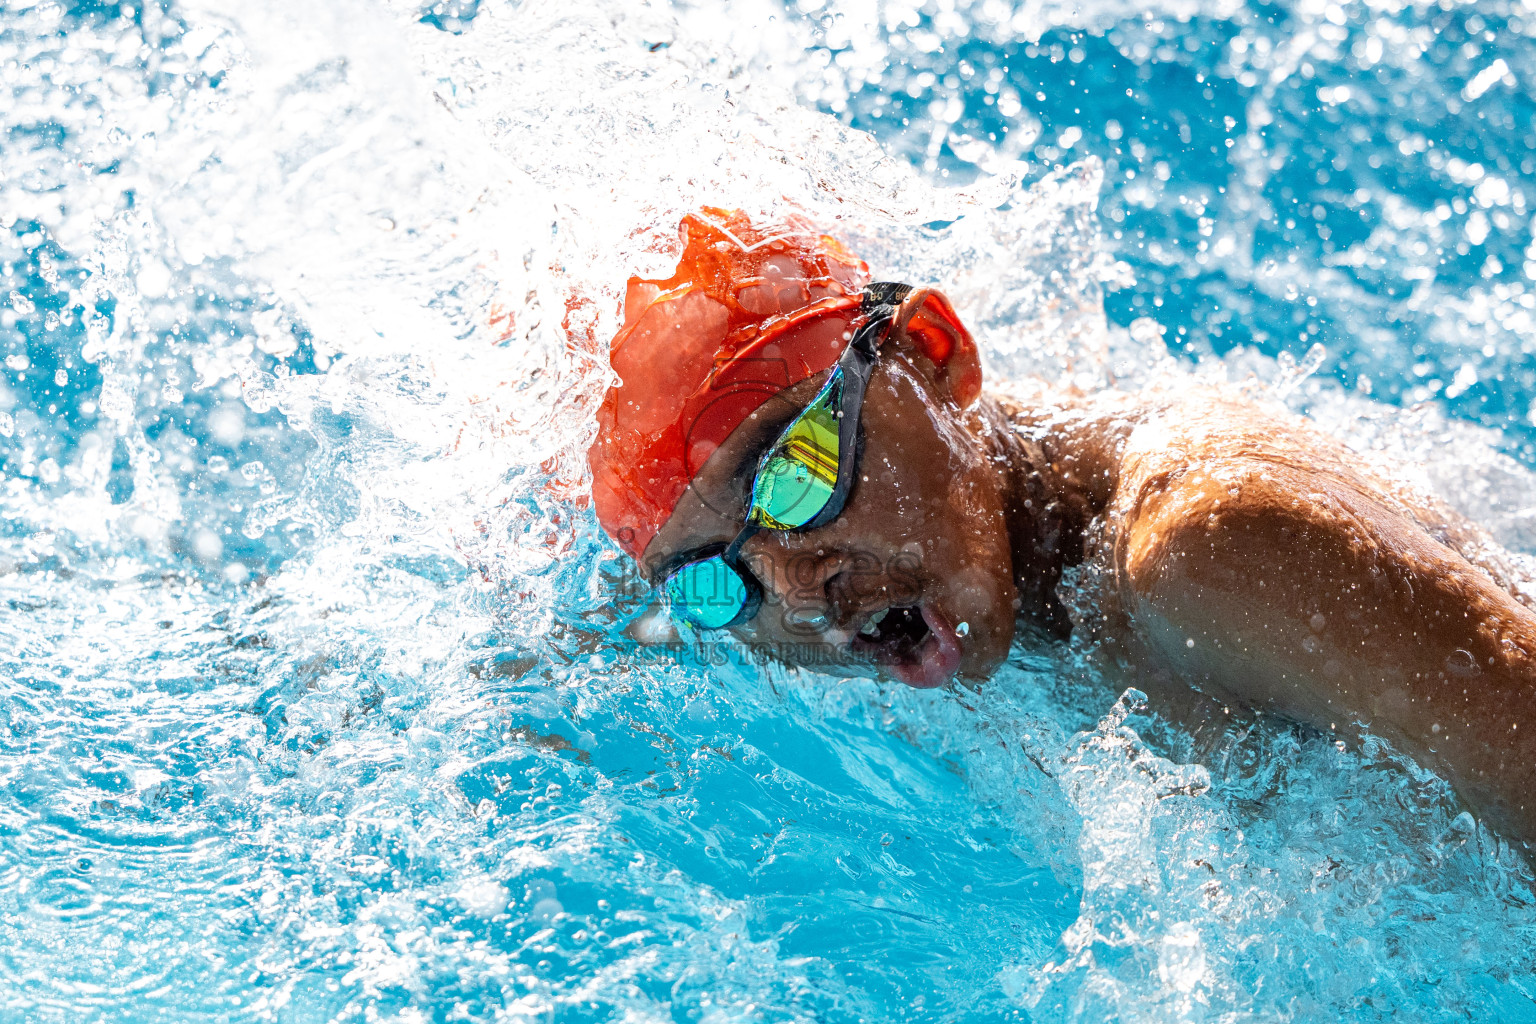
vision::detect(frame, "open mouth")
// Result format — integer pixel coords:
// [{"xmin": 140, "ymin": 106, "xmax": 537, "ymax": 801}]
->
[{"xmin": 849, "ymin": 603, "xmax": 962, "ymax": 689}]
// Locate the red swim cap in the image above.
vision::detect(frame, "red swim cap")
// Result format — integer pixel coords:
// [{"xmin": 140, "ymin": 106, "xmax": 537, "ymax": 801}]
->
[
  {"xmin": 588, "ymin": 208, "xmax": 870, "ymax": 559},
  {"xmin": 588, "ymin": 208, "xmax": 980, "ymax": 561}
]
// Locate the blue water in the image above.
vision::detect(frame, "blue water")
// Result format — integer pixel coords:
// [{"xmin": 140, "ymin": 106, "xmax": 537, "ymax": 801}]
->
[
  {"xmin": 4, "ymin": 0, "xmax": 1536, "ymax": 1021},
  {"xmin": 803, "ymin": 0, "xmax": 1536, "ymax": 456}
]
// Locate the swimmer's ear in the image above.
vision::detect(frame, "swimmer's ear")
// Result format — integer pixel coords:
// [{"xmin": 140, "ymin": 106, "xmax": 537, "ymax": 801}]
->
[{"xmin": 889, "ymin": 288, "xmax": 983, "ymax": 409}]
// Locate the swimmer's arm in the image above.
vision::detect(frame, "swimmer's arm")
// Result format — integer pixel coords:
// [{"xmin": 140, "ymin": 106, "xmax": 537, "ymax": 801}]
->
[{"xmin": 1115, "ymin": 455, "xmax": 1536, "ymax": 841}]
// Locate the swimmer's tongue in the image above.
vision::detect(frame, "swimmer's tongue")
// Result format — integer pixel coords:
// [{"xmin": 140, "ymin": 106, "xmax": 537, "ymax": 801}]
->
[{"xmin": 888, "ymin": 604, "xmax": 962, "ymax": 690}]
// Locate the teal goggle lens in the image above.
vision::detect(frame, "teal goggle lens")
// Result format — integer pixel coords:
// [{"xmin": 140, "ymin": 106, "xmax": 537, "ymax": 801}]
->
[
  {"xmin": 747, "ymin": 368, "xmax": 844, "ymax": 530},
  {"xmin": 664, "ymin": 554, "xmax": 754, "ymax": 630}
]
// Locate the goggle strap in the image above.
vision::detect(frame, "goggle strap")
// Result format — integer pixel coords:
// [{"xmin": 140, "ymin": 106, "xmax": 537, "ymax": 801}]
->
[
  {"xmin": 846, "ymin": 312, "xmax": 885, "ymax": 360},
  {"xmin": 862, "ymin": 281, "xmax": 914, "ymax": 315}
]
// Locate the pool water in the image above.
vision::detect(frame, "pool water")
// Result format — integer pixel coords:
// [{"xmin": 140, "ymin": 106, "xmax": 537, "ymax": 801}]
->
[{"xmin": 4, "ymin": 0, "xmax": 1536, "ymax": 1020}]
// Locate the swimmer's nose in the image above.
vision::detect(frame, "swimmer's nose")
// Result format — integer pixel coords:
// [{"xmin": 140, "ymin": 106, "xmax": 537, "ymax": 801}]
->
[{"xmin": 740, "ymin": 542, "xmax": 851, "ymax": 637}]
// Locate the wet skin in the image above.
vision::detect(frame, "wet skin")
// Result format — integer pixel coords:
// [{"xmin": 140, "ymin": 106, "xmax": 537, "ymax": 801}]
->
[{"xmin": 640, "ymin": 296, "xmax": 1536, "ymax": 844}]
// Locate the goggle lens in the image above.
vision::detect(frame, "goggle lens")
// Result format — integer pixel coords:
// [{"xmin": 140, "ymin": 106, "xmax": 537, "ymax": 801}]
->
[
  {"xmin": 664, "ymin": 554, "xmax": 752, "ymax": 630},
  {"xmin": 747, "ymin": 368, "xmax": 844, "ymax": 530}
]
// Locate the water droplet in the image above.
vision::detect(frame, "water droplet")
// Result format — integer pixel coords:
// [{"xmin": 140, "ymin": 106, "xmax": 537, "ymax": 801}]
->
[
  {"xmin": 1100, "ymin": 688, "xmax": 1148, "ymax": 729},
  {"xmin": 99, "ymin": 381, "xmax": 133, "ymax": 421},
  {"xmin": 955, "ymin": 621, "xmax": 969, "ymax": 637},
  {"xmin": 1273, "ymin": 342, "xmax": 1328, "ymax": 398},
  {"xmin": 136, "ymin": 259, "xmax": 172, "ymax": 297},
  {"xmin": 787, "ymin": 606, "xmax": 828, "ymax": 629},
  {"xmin": 456, "ymin": 880, "xmax": 509, "ymax": 919},
  {"xmin": 1444, "ymin": 649, "xmax": 1480, "ymax": 677}
]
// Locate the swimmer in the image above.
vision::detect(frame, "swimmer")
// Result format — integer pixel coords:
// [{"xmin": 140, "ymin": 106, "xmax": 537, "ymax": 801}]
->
[{"xmin": 587, "ymin": 208, "xmax": 1536, "ymax": 846}]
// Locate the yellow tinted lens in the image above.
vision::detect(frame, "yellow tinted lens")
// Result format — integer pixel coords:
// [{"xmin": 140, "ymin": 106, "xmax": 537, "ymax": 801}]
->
[{"xmin": 749, "ymin": 370, "xmax": 842, "ymax": 530}]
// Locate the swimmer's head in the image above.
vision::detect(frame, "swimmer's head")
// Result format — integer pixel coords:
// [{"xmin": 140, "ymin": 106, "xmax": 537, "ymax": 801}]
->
[{"xmin": 588, "ymin": 209, "xmax": 1015, "ymax": 687}]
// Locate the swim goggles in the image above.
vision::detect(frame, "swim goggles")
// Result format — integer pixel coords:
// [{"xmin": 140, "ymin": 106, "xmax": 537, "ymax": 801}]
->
[{"xmin": 659, "ymin": 282, "xmax": 913, "ymax": 631}]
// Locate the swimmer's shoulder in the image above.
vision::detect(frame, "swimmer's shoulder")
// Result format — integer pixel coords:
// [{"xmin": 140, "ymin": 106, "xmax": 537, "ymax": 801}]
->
[
  {"xmin": 1117, "ymin": 385, "xmax": 1354, "ymax": 484},
  {"xmin": 1109, "ymin": 387, "xmax": 1529, "ymax": 603}
]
